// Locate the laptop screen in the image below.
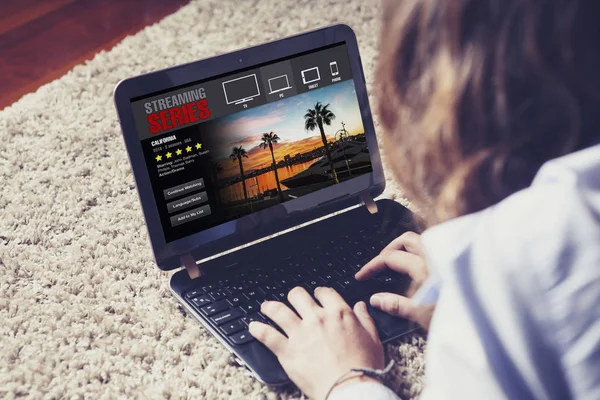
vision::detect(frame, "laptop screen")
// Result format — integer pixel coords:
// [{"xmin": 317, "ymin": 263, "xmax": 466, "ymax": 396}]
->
[{"xmin": 130, "ymin": 42, "xmax": 373, "ymax": 243}]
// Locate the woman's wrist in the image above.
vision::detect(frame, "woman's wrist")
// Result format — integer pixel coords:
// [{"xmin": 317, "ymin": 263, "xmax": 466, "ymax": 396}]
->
[{"xmin": 325, "ymin": 372, "xmax": 383, "ymax": 399}]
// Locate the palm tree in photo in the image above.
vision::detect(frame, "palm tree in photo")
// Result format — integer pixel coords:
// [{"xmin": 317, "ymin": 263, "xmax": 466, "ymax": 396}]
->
[
  {"xmin": 229, "ymin": 146, "xmax": 249, "ymax": 202},
  {"xmin": 259, "ymin": 132, "xmax": 284, "ymax": 202},
  {"xmin": 210, "ymin": 161, "xmax": 223, "ymax": 205},
  {"xmin": 304, "ymin": 102, "xmax": 339, "ymax": 184}
]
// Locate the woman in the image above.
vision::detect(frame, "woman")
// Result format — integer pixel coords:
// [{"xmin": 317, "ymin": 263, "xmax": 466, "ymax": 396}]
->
[{"xmin": 249, "ymin": 0, "xmax": 600, "ymax": 399}]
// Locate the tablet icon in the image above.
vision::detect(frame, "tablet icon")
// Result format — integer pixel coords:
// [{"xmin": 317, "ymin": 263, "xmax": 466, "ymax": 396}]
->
[
  {"xmin": 301, "ymin": 67, "xmax": 320, "ymax": 85},
  {"xmin": 330, "ymin": 61, "xmax": 339, "ymax": 76},
  {"xmin": 268, "ymin": 74, "xmax": 292, "ymax": 94},
  {"xmin": 222, "ymin": 74, "xmax": 261, "ymax": 105}
]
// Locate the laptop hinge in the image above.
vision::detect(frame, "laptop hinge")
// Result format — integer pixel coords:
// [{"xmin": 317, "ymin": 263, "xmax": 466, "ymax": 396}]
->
[
  {"xmin": 181, "ymin": 253, "xmax": 202, "ymax": 279},
  {"xmin": 360, "ymin": 191, "xmax": 378, "ymax": 214}
]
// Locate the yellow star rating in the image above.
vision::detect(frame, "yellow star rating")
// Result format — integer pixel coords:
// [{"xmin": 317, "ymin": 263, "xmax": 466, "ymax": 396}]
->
[{"xmin": 157, "ymin": 145, "xmax": 202, "ymax": 162}]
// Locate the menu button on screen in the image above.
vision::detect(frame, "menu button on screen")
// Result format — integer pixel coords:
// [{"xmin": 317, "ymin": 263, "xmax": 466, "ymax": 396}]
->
[{"xmin": 170, "ymin": 204, "xmax": 212, "ymax": 227}]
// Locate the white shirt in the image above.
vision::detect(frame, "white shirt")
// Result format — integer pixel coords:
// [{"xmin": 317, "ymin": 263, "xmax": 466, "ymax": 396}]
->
[{"xmin": 331, "ymin": 144, "xmax": 600, "ymax": 400}]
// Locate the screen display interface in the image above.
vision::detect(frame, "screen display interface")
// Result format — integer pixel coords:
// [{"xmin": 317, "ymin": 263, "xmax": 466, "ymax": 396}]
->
[{"xmin": 130, "ymin": 43, "xmax": 373, "ymax": 243}]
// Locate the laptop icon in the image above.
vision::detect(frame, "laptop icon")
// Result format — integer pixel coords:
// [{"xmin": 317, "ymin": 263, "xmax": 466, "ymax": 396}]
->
[
  {"xmin": 268, "ymin": 74, "xmax": 292, "ymax": 94},
  {"xmin": 114, "ymin": 24, "xmax": 417, "ymax": 386}
]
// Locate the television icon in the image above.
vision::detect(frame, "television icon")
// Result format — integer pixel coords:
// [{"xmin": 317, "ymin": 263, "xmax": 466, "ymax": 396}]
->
[
  {"xmin": 268, "ymin": 75, "xmax": 292, "ymax": 94},
  {"xmin": 301, "ymin": 67, "xmax": 320, "ymax": 85},
  {"xmin": 222, "ymin": 74, "xmax": 261, "ymax": 105}
]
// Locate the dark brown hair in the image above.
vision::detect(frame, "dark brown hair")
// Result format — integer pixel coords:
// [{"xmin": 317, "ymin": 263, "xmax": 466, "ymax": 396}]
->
[{"xmin": 378, "ymin": 0, "xmax": 600, "ymax": 226}]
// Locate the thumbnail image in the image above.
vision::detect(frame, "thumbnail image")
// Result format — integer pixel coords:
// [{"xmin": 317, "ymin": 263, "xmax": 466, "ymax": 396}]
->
[{"xmin": 205, "ymin": 80, "xmax": 372, "ymax": 220}]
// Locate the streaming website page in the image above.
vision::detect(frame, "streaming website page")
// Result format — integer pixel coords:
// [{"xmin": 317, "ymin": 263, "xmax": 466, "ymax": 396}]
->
[{"xmin": 130, "ymin": 43, "xmax": 373, "ymax": 243}]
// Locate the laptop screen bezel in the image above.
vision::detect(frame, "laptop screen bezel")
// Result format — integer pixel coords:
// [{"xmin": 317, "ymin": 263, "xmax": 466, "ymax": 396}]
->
[{"xmin": 114, "ymin": 24, "xmax": 385, "ymax": 271}]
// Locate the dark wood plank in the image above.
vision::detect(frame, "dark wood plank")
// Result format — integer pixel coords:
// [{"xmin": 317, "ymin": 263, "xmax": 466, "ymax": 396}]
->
[
  {"xmin": 0, "ymin": 0, "xmax": 191, "ymax": 110},
  {"xmin": 0, "ymin": 0, "xmax": 76, "ymax": 36}
]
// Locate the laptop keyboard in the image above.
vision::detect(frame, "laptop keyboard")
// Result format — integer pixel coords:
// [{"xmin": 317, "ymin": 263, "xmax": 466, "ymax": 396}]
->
[{"xmin": 184, "ymin": 221, "xmax": 412, "ymax": 347}]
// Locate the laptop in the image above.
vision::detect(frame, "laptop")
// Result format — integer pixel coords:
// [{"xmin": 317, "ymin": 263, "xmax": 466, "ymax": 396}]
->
[{"xmin": 114, "ymin": 24, "xmax": 417, "ymax": 386}]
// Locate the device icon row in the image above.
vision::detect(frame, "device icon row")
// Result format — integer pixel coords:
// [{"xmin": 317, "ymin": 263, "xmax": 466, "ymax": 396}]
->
[{"xmin": 222, "ymin": 61, "xmax": 340, "ymax": 105}]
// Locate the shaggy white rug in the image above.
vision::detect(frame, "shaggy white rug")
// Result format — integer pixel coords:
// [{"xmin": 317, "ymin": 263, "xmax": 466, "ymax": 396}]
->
[{"xmin": 0, "ymin": 0, "xmax": 426, "ymax": 398}]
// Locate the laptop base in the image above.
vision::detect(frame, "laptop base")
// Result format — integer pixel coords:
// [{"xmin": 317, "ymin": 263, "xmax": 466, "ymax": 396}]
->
[{"xmin": 170, "ymin": 199, "xmax": 419, "ymax": 385}]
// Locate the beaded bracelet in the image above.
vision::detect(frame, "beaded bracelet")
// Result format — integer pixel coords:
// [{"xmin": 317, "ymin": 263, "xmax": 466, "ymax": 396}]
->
[{"xmin": 323, "ymin": 360, "xmax": 395, "ymax": 400}]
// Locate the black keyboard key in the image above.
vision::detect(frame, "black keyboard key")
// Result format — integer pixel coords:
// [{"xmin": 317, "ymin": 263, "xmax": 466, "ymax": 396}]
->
[
  {"xmin": 303, "ymin": 255, "xmax": 317, "ymax": 264},
  {"xmin": 221, "ymin": 320, "xmax": 245, "ymax": 336},
  {"xmin": 226, "ymin": 295, "xmax": 244, "ymax": 307},
  {"xmin": 337, "ymin": 255, "xmax": 351, "ymax": 263},
  {"xmin": 270, "ymin": 271, "xmax": 285, "ymax": 280},
  {"xmin": 241, "ymin": 313, "xmax": 267, "ymax": 326},
  {"xmin": 333, "ymin": 263, "xmax": 352, "ymax": 276},
  {"xmin": 185, "ymin": 289, "xmax": 203, "ymax": 299},
  {"xmin": 323, "ymin": 261, "xmax": 336, "ymax": 269},
  {"xmin": 224, "ymin": 283, "xmax": 244, "ymax": 294},
  {"xmin": 359, "ymin": 279, "xmax": 380, "ymax": 294},
  {"xmin": 305, "ymin": 277, "xmax": 326, "ymax": 290},
  {"xmin": 271, "ymin": 290, "xmax": 288, "ymax": 302},
  {"xmin": 191, "ymin": 294, "xmax": 212, "ymax": 308},
  {"xmin": 202, "ymin": 284, "xmax": 216, "ymax": 293},
  {"xmin": 243, "ymin": 287, "xmax": 266, "ymax": 301},
  {"xmin": 320, "ymin": 249, "xmax": 335, "ymax": 258},
  {"xmin": 240, "ymin": 301, "xmax": 261, "ymax": 314},
  {"xmin": 362, "ymin": 242, "xmax": 381, "ymax": 253},
  {"xmin": 277, "ymin": 277, "xmax": 295, "ymax": 288},
  {"xmin": 346, "ymin": 258, "xmax": 365, "ymax": 272},
  {"xmin": 257, "ymin": 272, "xmax": 276, "ymax": 281},
  {"xmin": 377, "ymin": 275, "xmax": 396, "ymax": 285},
  {"xmin": 290, "ymin": 270, "xmax": 308, "ymax": 281},
  {"xmin": 229, "ymin": 330, "xmax": 254, "ymax": 345},
  {"xmin": 286, "ymin": 260, "xmax": 303, "ymax": 269},
  {"xmin": 334, "ymin": 278, "xmax": 364, "ymax": 304},
  {"xmin": 347, "ymin": 238, "xmax": 363, "ymax": 248},
  {"xmin": 209, "ymin": 289, "xmax": 228, "ymax": 301},
  {"xmin": 320, "ymin": 271, "xmax": 341, "ymax": 283},
  {"xmin": 211, "ymin": 308, "xmax": 243, "ymax": 325},
  {"xmin": 336, "ymin": 278, "xmax": 354, "ymax": 289},
  {"xmin": 242, "ymin": 279, "xmax": 260, "ymax": 286},
  {"xmin": 337, "ymin": 288, "xmax": 358, "ymax": 304},
  {"xmin": 331, "ymin": 240, "xmax": 348, "ymax": 251},
  {"xmin": 350, "ymin": 281, "xmax": 373, "ymax": 299},
  {"xmin": 263, "ymin": 282, "xmax": 281, "ymax": 292},
  {"xmin": 200, "ymin": 300, "xmax": 229, "ymax": 316}
]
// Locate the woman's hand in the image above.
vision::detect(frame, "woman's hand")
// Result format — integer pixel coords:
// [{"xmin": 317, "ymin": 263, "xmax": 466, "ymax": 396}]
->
[
  {"xmin": 249, "ymin": 286, "xmax": 385, "ymax": 400},
  {"xmin": 355, "ymin": 232, "xmax": 435, "ymax": 330}
]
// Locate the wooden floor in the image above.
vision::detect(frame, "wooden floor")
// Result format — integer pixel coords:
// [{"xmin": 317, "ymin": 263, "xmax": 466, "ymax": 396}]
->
[{"xmin": 0, "ymin": 0, "xmax": 190, "ymax": 110}]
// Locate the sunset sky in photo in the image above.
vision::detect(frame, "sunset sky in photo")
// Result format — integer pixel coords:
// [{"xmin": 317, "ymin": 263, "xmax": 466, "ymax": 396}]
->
[{"xmin": 211, "ymin": 80, "xmax": 364, "ymax": 177}]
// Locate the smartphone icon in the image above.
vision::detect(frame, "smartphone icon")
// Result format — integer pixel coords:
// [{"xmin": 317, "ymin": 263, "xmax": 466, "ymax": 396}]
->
[{"xmin": 330, "ymin": 61, "xmax": 339, "ymax": 76}]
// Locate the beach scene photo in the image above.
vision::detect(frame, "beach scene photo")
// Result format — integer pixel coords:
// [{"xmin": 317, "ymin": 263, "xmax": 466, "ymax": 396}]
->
[{"xmin": 205, "ymin": 80, "xmax": 372, "ymax": 219}]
